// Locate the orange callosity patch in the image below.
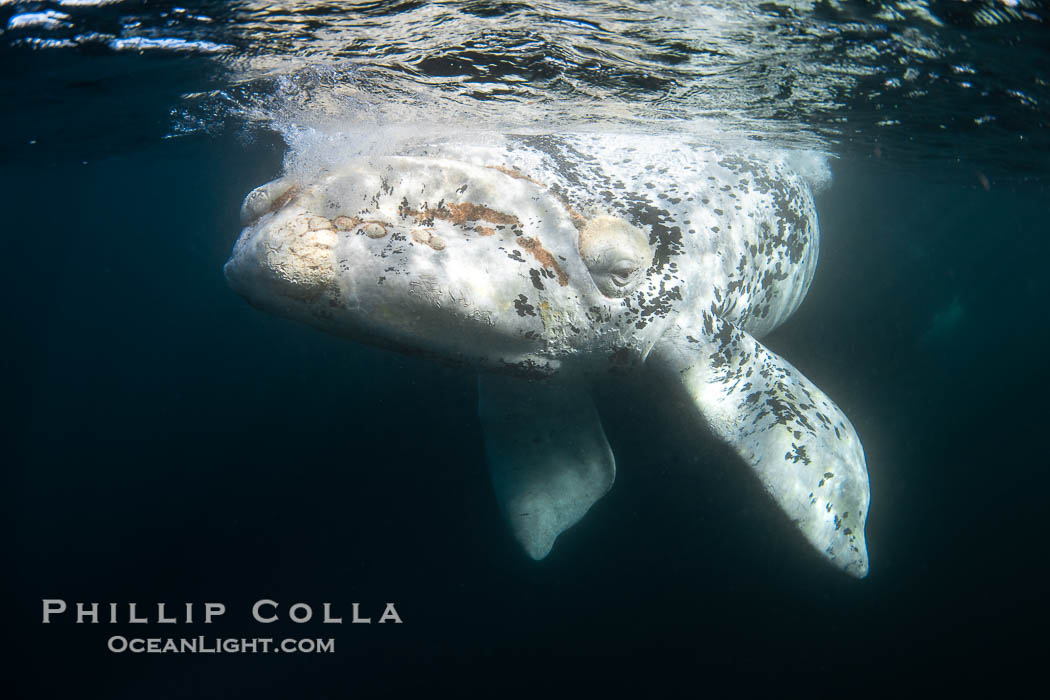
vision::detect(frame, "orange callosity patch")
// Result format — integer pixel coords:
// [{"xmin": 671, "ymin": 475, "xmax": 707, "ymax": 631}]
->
[
  {"xmin": 485, "ymin": 165, "xmax": 543, "ymax": 187},
  {"xmin": 401, "ymin": 201, "xmax": 520, "ymax": 228},
  {"xmin": 517, "ymin": 237, "xmax": 568, "ymax": 286},
  {"xmin": 270, "ymin": 186, "xmax": 299, "ymax": 214}
]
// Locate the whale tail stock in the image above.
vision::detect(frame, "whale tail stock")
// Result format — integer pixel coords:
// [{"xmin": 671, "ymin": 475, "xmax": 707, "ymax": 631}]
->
[{"xmin": 647, "ymin": 312, "xmax": 870, "ymax": 578}]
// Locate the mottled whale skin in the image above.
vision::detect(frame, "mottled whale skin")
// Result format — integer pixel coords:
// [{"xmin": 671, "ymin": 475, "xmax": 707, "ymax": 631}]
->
[{"xmin": 225, "ymin": 132, "xmax": 870, "ymax": 577}]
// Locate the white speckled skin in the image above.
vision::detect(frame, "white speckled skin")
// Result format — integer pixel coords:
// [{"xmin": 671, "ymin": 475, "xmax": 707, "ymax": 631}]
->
[{"xmin": 225, "ymin": 132, "xmax": 870, "ymax": 577}]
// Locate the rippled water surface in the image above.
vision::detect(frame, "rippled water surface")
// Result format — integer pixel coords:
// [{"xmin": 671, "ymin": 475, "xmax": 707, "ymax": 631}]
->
[{"xmin": 3, "ymin": 0, "xmax": 1048, "ymax": 180}]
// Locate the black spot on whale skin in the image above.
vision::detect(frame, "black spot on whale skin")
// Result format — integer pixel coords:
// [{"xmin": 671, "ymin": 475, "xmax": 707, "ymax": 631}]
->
[
  {"xmin": 759, "ymin": 264, "xmax": 791, "ymax": 290},
  {"xmin": 764, "ymin": 396, "xmax": 794, "ymax": 426},
  {"xmin": 703, "ymin": 312, "xmax": 715, "ymax": 336},
  {"xmin": 714, "ymin": 316, "xmax": 735, "ymax": 348},
  {"xmin": 708, "ymin": 321, "xmax": 737, "ymax": 370},
  {"xmin": 623, "ymin": 198, "xmax": 682, "ymax": 273},
  {"xmin": 633, "ymin": 279, "xmax": 682, "ymax": 331},
  {"xmin": 585, "ymin": 305, "xmax": 612, "ymax": 324},
  {"xmin": 497, "ymin": 358, "xmax": 555, "ymax": 379},
  {"xmin": 788, "ymin": 442, "xmax": 811, "ymax": 465},
  {"xmin": 516, "ymin": 134, "xmax": 590, "ymax": 189},
  {"xmin": 760, "ymin": 172, "xmax": 813, "ymax": 265},
  {"xmin": 529, "ymin": 268, "xmax": 545, "ymax": 290},
  {"xmin": 513, "ymin": 294, "xmax": 536, "ymax": 317},
  {"xmin": 719, "ymin": 155, "xmax": 777, "ymax": 197}
]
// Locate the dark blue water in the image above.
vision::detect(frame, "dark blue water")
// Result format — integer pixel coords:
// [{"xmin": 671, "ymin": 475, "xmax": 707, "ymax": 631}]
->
[{"xmin": 5, "ymin": 0, "xmax": 1049, "ymax": 694}]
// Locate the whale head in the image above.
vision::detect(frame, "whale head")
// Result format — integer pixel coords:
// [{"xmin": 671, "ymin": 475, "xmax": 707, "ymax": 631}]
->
[{"xmin": 224, "ymin": 156, "xmax": 657, "ymax": 376}]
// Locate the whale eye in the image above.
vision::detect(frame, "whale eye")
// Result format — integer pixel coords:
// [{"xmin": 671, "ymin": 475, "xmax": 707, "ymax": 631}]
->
[
  {"xmin": 608, "ymin": 261, "xmax": 637, "ymax": 287},
  {"xmin": 578, "ymin": 216, "xmax": 653, "ymax": 298}
]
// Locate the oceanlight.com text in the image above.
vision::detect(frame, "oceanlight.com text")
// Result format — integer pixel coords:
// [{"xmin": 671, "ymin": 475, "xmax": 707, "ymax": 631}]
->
[{"xmin": 107, "ymin": 636, "xmax": 335, "ymax": 654}]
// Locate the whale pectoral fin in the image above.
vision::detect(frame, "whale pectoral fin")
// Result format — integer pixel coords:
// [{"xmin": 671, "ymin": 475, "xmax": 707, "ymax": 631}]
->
[
  {"xmin": 478, "ymin": 374, "xmax": 616, "ymax": 560},
  {"xmin": 648, "ymin": 313, "xmax": 870, "ymax": 578}
]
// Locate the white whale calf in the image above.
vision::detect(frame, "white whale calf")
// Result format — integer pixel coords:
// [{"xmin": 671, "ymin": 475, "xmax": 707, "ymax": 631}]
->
[{"xmin": 225, "ymin": 132, "xmax": 870, "ymax": 577}]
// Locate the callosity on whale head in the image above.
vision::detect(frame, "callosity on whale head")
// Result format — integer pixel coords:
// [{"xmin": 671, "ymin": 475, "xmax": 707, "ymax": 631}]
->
[
  {"xmin": 225, "ymin": 155, "xmax": 656, "ymax": 376},
  {"xmin": 225, "ymin": 132, "xmax": 871, "ymax": 578}
]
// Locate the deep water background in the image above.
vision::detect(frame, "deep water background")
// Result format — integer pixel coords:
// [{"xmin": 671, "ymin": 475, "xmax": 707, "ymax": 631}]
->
[{"xmin": 4, "ymin": 1, "xmax": 1050, "ymax": 695}]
